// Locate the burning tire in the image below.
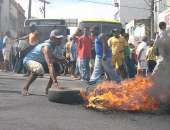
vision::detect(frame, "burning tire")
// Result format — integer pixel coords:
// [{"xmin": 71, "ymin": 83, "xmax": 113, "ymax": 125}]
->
[{"xmin": 48, "ymin": 88, "xmax": 83, "ymax": 104}]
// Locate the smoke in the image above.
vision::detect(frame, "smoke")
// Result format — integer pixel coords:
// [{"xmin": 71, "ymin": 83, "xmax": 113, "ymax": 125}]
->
[{"xmin": 151, "ymin": 29, "xmax": 170, "ymax": 103}]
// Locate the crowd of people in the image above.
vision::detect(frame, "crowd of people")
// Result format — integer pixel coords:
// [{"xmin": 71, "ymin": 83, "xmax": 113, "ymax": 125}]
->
[
  {"xmin": 0, "ymin": 21, "xmax": 166, "ymax": 96},
  {"xmin": 64, "ymin": 24, "xmax": 162, "ymax": 84}
]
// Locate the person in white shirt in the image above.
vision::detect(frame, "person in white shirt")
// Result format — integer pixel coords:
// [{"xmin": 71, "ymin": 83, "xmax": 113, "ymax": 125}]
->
[
  {"xmin": 136, "ymin": 36, "xmax": 148, "ymax": 76},
  {"xmin": 2, "ymin": 31, "xmax": 13, "ymax": 71},
  {"xmin": 153, "ymin": 22, "xmax": 167, "ymax": 75}
]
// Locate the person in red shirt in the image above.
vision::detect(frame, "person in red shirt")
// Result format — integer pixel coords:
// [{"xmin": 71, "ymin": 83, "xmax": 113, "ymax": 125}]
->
[{"xmin": 77, "ymin": 28, "xmax": 92, "ymax": 81}]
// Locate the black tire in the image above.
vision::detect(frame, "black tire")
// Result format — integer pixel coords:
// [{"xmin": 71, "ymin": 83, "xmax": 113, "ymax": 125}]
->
[{"xmin": 48, "ymin": 88, "xmax": 84, "ymax": 104}]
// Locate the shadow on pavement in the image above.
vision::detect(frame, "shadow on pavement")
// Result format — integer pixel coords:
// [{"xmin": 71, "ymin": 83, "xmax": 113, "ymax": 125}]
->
[
  {"xmin": 30, "ymin": 93, "xmax": 46, "ymax": 97},
  {"xmin": 0, "ymin": 90, "xmax": 21, "ymax": 94}
]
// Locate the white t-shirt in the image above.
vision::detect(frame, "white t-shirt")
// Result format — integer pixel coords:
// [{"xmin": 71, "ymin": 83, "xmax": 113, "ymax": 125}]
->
[
  {"xmin": 136, "ymin": 41, "xmax": 148, "ymax": 69},
  {"xmin": 136, "ymin": 41, "xmax": 148, "ymax": 61}
]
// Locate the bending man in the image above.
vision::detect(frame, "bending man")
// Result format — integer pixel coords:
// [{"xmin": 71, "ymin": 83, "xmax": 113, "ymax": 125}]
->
[{"xmin": 22, "ymin": 30, "xmax": 64, "ymax": 96}]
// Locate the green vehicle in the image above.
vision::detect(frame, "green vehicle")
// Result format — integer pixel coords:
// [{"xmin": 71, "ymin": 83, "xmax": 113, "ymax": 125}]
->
[{"xmin": 79, "ymin": 18, "xmax": 122, "ymax": 35}]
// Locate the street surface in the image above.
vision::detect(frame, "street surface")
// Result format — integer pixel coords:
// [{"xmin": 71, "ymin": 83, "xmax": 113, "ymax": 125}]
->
[{"xmin": 0, "ymin": 72, "xmax": 170, "ymax": 130}]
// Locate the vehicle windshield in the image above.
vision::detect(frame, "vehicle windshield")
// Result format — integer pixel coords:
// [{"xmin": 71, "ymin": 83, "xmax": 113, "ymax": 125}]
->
[
  {"xmin": 24, "ymin": 19, "xmax": 67, "ymax": 42},
  {"xmin": 79, "ymin": 21, "xmax": 122, "ymax": 35},
  {"xmin": 24, "ymin": 19, "xmax": 66, "ymax": 26}
]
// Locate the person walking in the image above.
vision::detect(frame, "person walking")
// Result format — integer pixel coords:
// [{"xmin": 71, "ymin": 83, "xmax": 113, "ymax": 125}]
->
[
  {"xmin": 73, "ymin": 28, "xmax": 82, "ymax": 79},
  {"xmin": 153, "ymin": 22, "xmax": 167, "ymax": 74},
  {"xmin": 146, "ymin": 40, "xmax": 157, "ymax": 74},
  {"xmin": 64, "ymin": 37, "xmax": 72, "ymax": 75},
  {"xmin": 2, "ymin": 31, "xmax": 14, "ymax": 71},
  {"xmin": 89, "ymin": 27, "xmax": 121, "ymax": 84},
  {"xmin": 136, "ymin": 36, "xmax": 148, "ymax": 76},
  {"xmin": 88, "ymin": 27, "xmax": 104, "ymax": 84},
  {"xmin": 108, "ymin": 29, "xmax": 126, "ymax": 80},
  {"xmin": 70, "ymin": 35, "xmax": 77, "ymax": 78},
  {"xmin": 124, "ymin": 33, "xmax": 136, "ymax": 78}
]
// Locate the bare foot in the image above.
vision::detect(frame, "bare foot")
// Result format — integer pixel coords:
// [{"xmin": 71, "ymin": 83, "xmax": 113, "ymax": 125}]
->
[
  {"xmin": 53, "ymin": 83, "xmax": 65, "ymax": 89},
  {"xmin": 22, "ymin": 89, "xmax": 30, "ymax": 96}
]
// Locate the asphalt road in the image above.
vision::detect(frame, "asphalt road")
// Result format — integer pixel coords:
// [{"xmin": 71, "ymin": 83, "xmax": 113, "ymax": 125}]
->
[{"xmin": 0, "ymin": 72, "xmax": 170, "ymax": 130}]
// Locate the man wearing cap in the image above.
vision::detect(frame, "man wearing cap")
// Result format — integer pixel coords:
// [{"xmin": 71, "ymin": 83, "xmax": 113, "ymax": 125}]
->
[{"xmin": 22, "ymin": 30, "xmax": 64, "ymax": 96}]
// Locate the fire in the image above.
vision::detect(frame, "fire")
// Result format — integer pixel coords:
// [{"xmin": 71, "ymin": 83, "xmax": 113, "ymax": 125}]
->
[{"xmin": 81, "ymin": 76, "xmax": 159, "ymax": 111}]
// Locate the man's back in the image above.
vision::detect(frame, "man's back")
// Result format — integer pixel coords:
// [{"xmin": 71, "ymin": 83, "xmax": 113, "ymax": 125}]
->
[
  {"xmin": 28, "ymin": 31, "xmax": 39, "ymax": 46},
  {"xmin": 23, "ymin": 42, "xmax": 52, "ymax": 65},
  {"xmin": 77, "ymin": 35, "xmax": 92, "ymax": 59}
]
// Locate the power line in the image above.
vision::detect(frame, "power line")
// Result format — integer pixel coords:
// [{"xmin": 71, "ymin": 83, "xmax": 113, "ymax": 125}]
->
[{"xmin": 79, "ymin": 0, "xmax": 150, "ymax": 10}]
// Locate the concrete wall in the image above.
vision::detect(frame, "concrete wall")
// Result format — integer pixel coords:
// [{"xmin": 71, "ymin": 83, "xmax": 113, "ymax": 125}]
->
[
  {"xmin": 0, "ymin": 0, "xmax": 25, "ymax": 37},
  {"xmin": 119, "ymin": 0, "xmax": 150, "ymax": 24},
  {"xmin": 125, "ymin": 19, "xmax": 151, "ymax": 44},
  {"xmin": 0, "ymin": 0, "xmax": 10, "ymax": 33},
  {"xmin": 155, "ymin": 0, "xmax": 170, "ymax": 32}
]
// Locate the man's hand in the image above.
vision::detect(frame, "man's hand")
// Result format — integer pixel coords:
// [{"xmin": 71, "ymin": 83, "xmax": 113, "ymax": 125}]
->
[
  {"xmin": 53, "ymin": 81, "xmax": 59, "ymax": 88},
  {"xmin": 53, "ymin": 82, "xmax": 64, "ymax": 89}
]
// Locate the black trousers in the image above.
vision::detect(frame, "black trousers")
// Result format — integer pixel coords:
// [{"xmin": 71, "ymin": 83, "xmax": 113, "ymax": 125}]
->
[
  {"xmin": 70, "ymin": 61, "xmax": 76, "ymax": 75},
  {"xmin": 148, "ymin": 60, "xmax": 157, "ymax": 73}
]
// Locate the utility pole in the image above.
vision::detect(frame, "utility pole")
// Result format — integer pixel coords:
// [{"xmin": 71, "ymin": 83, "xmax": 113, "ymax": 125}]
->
[
  {"xmin": 150, "ymin": 0, "xmax": 154, "ymax": 39},
  {"xmin": 28, "ymin": 0, "xmax": 32, "ymax": 19},
  {"xmin": 114, "ymin": 0, "xmax": 120, "ymax": 21},
  {"xmin": 38, "ymin": 0, "xmax": 50, "ymax": 18}
]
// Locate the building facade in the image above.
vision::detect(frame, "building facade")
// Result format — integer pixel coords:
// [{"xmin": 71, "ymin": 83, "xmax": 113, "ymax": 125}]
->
[
  {"xmin": 0, "ymin": 0, "xmax": 25, "ymax": 37},
  {"xmin": 155, "ymin": 0, "xmax": 170, "ymax": 30},
  {"xmin": 125, "ymin": 19, "xmax": 151, "ymax": 45},
  {"xmin": 114, "ymin": 0, "xmax": 150, "ymax": 24}
]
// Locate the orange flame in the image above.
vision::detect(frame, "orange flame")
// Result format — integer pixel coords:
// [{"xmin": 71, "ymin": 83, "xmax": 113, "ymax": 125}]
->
[{"xmin": 81, "ymin": 76, "xmax": 159, "ymax": 111}]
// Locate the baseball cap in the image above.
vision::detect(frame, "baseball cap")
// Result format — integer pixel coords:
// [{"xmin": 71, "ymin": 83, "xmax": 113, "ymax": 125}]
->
[{"xmin": 50, "ymin": 29, "xmax": 63, "ymax": 39}]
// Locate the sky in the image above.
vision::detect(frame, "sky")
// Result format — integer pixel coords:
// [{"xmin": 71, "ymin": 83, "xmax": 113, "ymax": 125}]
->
[{"xmin": 16, "ymin": 0, "xmax": 116, "ymax": 20}]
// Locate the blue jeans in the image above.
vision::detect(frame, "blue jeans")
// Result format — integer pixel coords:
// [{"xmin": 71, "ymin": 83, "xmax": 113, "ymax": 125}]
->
[
  {"xmin": 74, "ymin": 59, "xmax": 80, "ymax": 76},
  {"xmin": 125, "ymin": 56, "xmax": 136, "ymax": 78},
  {"xmin": 78, "ymin": 57, "xmax": 90, "ymax": 81},
  {"xmin": 90, "ymin": 56, "xmax": 103, "ymax": 82},
  {"xmin": 103, "ymin": 57, "xmax": 121, "ymax": 82}
]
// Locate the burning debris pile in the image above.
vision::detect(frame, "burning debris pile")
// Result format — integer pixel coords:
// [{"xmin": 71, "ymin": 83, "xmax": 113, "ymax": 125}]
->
[
  {"xmin": 81, "ymin": 76, "xmax": 159, "ymax": 111},
  {"xmin": 81, "ymin": 29, "xmax": 170, "ymax": 112}
]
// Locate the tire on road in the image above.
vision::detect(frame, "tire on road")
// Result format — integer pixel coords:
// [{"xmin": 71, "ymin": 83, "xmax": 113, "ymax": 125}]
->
[{"xmin": 48, "ymin": 88, "xmax": 84, "ymax": 104}]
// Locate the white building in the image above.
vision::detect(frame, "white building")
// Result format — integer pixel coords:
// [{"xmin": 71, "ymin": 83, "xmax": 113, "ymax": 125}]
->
[
  {"xmin": 155, "ymin": 0, "xmax": 170, "ymax": 30},
  {"xmin": 114, "ymin": 0, "xmax": 150, "ymax": 24},
  {"xmin": 0, "ymin": 0, "xmax": 25, "ymax": 37},
  {"xmin": 125, "ymin": 19, "xmax": 150, "ymax": 45}
]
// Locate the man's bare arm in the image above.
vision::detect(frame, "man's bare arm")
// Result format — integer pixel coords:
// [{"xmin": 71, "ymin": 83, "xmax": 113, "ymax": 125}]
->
[
  {"xmin": 42, "ymin": 46, "xmax": 58, "ymax": 84},
  {"xmin": 18, "ymin": 35, "xmax": 29, "ymax": 40}
]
